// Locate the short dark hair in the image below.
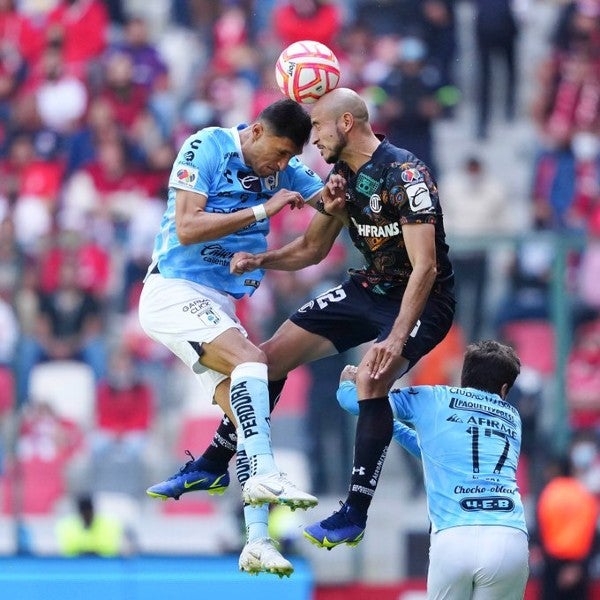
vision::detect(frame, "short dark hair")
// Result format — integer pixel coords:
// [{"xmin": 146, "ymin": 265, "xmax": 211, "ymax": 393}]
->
[
  {"xmin": 258, "ymin": 99, "xmax": 312, "ymax": 149},
  {"xmin": 460, "ymin": 340, "xmax": 521, "ymax": 396}
]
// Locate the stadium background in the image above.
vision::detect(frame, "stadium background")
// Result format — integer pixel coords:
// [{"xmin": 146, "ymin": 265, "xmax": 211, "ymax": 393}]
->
[{"xmin": 0, "ymin": 0, "xmax": 599, "ymax": 598}]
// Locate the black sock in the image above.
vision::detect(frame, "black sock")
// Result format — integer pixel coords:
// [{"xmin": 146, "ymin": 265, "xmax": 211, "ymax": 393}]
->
[
  {"xmin": 346, "ymin": 396, "xmax": 393, "ymax": 520},
  {"xmin": 199, "ymin": 377, "xmax": 287, "ymax": 469},
  {"xmin": 267, "ymin": 377, "xmax": 286, "ymax": 411}
]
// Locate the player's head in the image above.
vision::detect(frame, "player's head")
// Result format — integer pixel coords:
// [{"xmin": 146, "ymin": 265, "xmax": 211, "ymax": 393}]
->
[
  {"xmin": 244, "ymin": 99, "xmax": 311, "ymax": 176},
  {"xmin": 310, "ymin": 87, "xmax": 370, "ymax": 164},
  {"xmin": 460, "ymin": 340, "xmax": 521, "ymax": 398}
]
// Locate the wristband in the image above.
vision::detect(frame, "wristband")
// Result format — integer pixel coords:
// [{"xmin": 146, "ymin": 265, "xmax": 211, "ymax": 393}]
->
[{"xmin": 252, "ymin": 203, "xmax": 268, "ymax": 222}]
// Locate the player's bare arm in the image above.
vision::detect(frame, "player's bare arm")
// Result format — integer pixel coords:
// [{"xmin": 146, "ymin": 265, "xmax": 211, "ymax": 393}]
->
[
  {"xmin": 175, "ymin": 187, "xmax": 305, "ymax": 245},
  {"xmin": 231, "ymin": 210, "xmax": 344, "ymax": 274},
  {"xmin": 369, "ymin": 222, "xmax": 437, "ymax": 379}
]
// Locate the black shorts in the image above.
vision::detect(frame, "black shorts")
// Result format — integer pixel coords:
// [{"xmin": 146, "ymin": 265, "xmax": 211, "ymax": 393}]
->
[{"xmin": 290, "ymin": 276, "xmax": 456, "ymax": 370}]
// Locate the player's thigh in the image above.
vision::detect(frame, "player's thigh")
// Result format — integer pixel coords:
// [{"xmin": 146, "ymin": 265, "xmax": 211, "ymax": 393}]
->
[
  {"xmin": 427, "ymin": 528, "xmax": 477, "ymax": 600},
  {"xmin": 138, "ymin": 274, "xmax": 248, "ymax": 374},
  {"xmin": 472, "ymin": 527, "xmax": 529, "ymax": 600}
]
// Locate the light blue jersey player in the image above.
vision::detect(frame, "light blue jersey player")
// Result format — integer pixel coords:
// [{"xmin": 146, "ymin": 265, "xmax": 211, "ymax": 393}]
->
[
  {"xmin": 139, "ymin": 99, "xmax": 323, "ymax": 577},
  {"xmin": 333, "ymin": 341, "xmax": 530, "ymax": 599},
  {"xmin": 150, "ymin": 124, "xmax": 321, "ymax": 297}
]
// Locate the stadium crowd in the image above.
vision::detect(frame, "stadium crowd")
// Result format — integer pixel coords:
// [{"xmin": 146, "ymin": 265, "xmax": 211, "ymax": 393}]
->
[{"xmin": 0, "ymin": 0, "xmax": 600, "ymax": 586}]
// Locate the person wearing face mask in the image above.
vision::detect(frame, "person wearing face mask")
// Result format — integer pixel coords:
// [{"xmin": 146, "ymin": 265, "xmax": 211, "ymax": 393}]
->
[
  {"xmin": 531, "ymin": 127, "xmax": 600, "ymax": 232},
  {"xmin": 534, "ymin": 451, "xmax": 600, "ymax": 600}
]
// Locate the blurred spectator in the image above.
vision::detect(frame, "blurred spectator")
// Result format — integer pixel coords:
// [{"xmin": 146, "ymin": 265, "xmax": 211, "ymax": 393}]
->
[
  {"xmin": 107, "ymin": 16, "xmax": 167, "ymax": 91},
  {"xmin": 0, "ymin": 290, "xmax": 19, "ymax": 367},
  {"xmin": 473, "ymin": 0, "xmax": 520, "ymax": 139},
  {"xmin": 377, "ymin": 36, "xmax": 443, "ymax": 174},
  {"xmin": 15, "ymin": 45, "xmax": 88, "ymax": 135},
  {"xmin": 16, "ymin": 259, "xmax": 107, "ymax": 404},
  {"xmin": 439, "ymin": 156, "xmax": 514, "ymax": 341},
  {"xmin": 354, "ymin": 0, "xmax": 424, "ymax": 37},
  {"xmin": 46, "ymin": 0, "xmax": 109, "ymax": 79},
  {"xmin": 96, "ymin": 50, "xmax": 152, "ymax": 155},
  {"xmin": 61, "ymin": 135, "xmax": 149, "ymax": 245},
  {"xmin": 91, "ymin": 346, "xmax": 153, "ymax": 460},
  {"xmin": 37, "ymin": 229, "xmax": 112, "ymax": 299},
  {"xmin": 535, "ymin": 453, "xmax": 599, "ymax": 599},
  {"xmin": 494, "ymin": 235, "xmax": 554, "ymax": 330},
  {"xmin": 272, "ymin": 0, "xmax": 342, "ymax": 51},
  {"xmin": 0, "ymin": 216, "xmax": 26, "ymax": 300},
  {"xmin": 532, "ymin": 1, "xmax": 600, "ymax": 146},
  {"xmin": 532, "ymin": 131, "xmax": 600, "ymax": 231},
  {"xmin": 421, "ymin": 0, "xmax": 458, "ymax": 96},
  {"xmin": 577, "ymin": 209, "xmax": 600, "ymax": 310},
  {"xmin": 507, "ymin": 366, "xmax": 544, "ymax": 498},
  {"xmin": 63, "ymin": 97, "xmax": 120, "ymax": 178},
  {"xmin": 210, "ymin": 2, "xmax": 259, "ymax": 85},
  {"xmin": 567, "ymin": 318, "xmax": 600, "ymax": 434},
  {"xmin": 56, "ymin": 493, "xmax": 124, "ymax": 557}
]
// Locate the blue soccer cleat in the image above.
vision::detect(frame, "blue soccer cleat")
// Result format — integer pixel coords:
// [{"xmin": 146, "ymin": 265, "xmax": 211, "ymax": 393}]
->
[
  {"xmin": 146, "ymin": 451, "xmax": 230, "ymax": 500},
  {"xmin": 303, "ymin": 502, "xmax": 366, "ymax": 550}
]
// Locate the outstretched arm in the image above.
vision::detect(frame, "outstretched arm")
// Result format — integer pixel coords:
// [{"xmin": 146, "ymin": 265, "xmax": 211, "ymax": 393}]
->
[
  {"xmin": 336, "ymin": 375, "xmax": 421, "ymax": 459},
  {"xmin": 231, "ymin": 209, "xmax": 344, "ymax": 273}
]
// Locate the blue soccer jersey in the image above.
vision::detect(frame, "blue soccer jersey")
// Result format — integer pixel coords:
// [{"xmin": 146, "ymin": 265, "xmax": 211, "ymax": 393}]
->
[
  {"xmin": 389, "ymin": 385, "xmax": 528, "ymax": 534},
  {"xmin": 150, "ymin": 125, "xmax": 323, "ymax": 297}
]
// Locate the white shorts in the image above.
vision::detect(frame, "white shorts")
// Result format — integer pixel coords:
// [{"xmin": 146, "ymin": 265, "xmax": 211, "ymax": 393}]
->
[
  {"xmin": 138, "ymin": 274, "xmax": 248, "ymax": 396},
  {"xmin": 427, "ymin": 525, "xmax": 529, "ymax": 600}
]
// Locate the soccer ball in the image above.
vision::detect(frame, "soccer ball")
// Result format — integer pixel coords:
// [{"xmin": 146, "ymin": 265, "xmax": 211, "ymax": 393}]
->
[{"xmin": 275, "ymin": 40, "xmax": 341, "ymax": 104}]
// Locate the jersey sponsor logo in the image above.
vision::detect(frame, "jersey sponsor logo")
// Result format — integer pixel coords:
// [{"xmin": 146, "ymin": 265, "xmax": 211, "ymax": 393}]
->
[
  {"xmin": 446, "ymin": 414, "xmax": 463, "ymax": 423},
  {"xmin": 184, "ymin": 151, "xmax": 195, "ymax": 161},
  {"xmin": 237, "ymin": 170, "xmax": 261, "ymax": 192},
  {"xmin": 460, "ymin": 497, "xmax": 515, "ymax": 511},
  {"xmin": 369, "ymin": 193, "xmax": 382, "ymax": 213},
  {"xmin": 182, "ymin": 298, "xmax": 222, "ymax": 326},
  {"xmin": 449, "ymin": 397, "xmax": 517, "ymax": 427},
  {"xmin": 200, "ymin": 243, "xmax": 235, "ymax": 267},
  {"xmin": 401, "ymin": 167, "xmax": 423, "ymax": 183},
  {"xmin": 263, "ymin": 173, "xmax": 279, "ymax": 191},
  {"xmin": 356, "ymin": 173, "xmax": 379, "ymax": 196},
  {"xmin": 406, "ymin": 182, "xmax": 433, "ymax": 211},
  {"xmin": 230, "ymin": 381, "xmax": 258, "ymax": 438},
  {"xmin": 175, "ymin": 166, "xmax": 198, "ymax": 187},
  {"xmin": 466, "ymin": 415, "xmax": 517, "ymax": 438},
  {"xmin": 350, "ymin": 216, "xmax": 400, "ymax": 238}
]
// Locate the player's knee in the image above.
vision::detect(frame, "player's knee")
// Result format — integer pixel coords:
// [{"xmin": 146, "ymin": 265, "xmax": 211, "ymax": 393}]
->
[{"xmin": 355, "ymin": 367, "xmax": 390, "ymax": 398}]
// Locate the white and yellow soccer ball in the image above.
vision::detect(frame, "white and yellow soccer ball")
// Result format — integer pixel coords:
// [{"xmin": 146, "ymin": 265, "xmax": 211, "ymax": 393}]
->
[{"xmin": 275, "ymin": 40, "xmax": 341, "ymax": 104}]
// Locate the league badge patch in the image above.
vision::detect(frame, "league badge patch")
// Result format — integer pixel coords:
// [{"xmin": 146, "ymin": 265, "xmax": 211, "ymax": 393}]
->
[
  {"xmin": 401, "ymin": 168, "xmax": 423, "ymax": 184},
  {"xmin": 174, "ymin": 166, "xmax": 198, "ymax": 187}
]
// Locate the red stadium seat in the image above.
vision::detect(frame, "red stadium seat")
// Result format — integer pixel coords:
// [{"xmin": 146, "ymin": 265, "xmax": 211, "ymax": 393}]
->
[{"xmin": 501, "ymin": 320, "xmax": 555, "ymax": 375}]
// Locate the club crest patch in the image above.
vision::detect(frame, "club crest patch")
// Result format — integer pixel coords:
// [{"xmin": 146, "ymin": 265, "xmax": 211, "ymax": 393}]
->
[
  {"xmin": 263, "ymin": 173, "xmax": 279, "ymax": 191},
  {"xmin": 369, "ymin": 194, "xmax": 382, "ymax": 213}
]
